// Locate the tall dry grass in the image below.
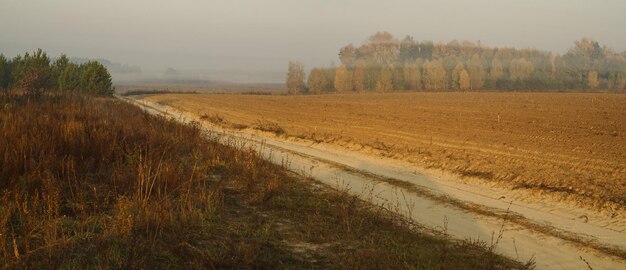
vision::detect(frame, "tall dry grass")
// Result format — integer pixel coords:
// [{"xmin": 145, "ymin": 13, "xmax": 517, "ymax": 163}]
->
[
  {"xmin": 0, "ymin": 93, "xmax": 285, "ymax": 268},
  {"xmin": 0, "ymin": 93, "xmax": 531, "ymax": 269}
]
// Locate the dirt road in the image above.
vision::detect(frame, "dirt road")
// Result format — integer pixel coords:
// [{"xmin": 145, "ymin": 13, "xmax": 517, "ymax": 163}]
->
[{"xmin": 123, "ymin": 96, "xmax": 626, "ymax": 269}]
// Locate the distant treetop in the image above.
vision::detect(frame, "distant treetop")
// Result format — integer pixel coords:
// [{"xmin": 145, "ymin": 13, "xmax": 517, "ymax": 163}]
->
[{"xmin": 288, "ymin": 33, "xmax": 626, "ymax": 93}]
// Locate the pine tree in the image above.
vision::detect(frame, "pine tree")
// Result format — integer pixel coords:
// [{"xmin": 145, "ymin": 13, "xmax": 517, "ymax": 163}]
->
[
  {"xmin": 19, "ymin": 49, "xmax": 52, "ymax": 96},
  {"xmin": 59, "ymin": 63, "xmax": 81, "ymax": 92},
  {"xmin": 51, "ymin": 54, "xmax": 70, "ymax": 90},
  {"xmin": 0, "ymin": 54, "xmax": 7, "ymax": 89},
  {"xmin": 9, "ymin": 55, "xmax": 24, "ymax": 88},
  {"xmin": 80, "ymin": 61, "xmax": 114, "ymax": 96}
]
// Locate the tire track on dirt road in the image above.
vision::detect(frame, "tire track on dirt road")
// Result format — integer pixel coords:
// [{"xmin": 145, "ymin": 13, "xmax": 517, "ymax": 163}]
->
[{"xmin": 121, "ymin": 96, "xmax": 626, "ymax": 270}]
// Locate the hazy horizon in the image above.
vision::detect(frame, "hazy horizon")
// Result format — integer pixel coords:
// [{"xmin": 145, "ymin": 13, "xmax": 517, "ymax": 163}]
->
[{"xmin": 2, "ymin": 0, "xmax": 626, "ymax": 83}]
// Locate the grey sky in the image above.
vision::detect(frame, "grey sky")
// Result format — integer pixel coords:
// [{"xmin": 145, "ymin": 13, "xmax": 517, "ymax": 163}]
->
[{"xmin": 1, "ymin": 0, "xmax": 625, "ymax": 82}]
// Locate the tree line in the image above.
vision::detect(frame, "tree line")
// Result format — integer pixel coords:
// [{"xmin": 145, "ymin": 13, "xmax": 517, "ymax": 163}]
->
[
  {"xmin": 0, "ymin": 49, "xmax": 114, "ymax": 96},
  {"xmin": 287, "ymin": 32, "xmax": 626, "ymax": 94}
]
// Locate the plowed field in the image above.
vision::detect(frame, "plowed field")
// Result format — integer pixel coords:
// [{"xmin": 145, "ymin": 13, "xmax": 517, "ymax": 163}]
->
[{"xmin": 142, "ymin": 92, "xmax": 626, "ymax": 209}]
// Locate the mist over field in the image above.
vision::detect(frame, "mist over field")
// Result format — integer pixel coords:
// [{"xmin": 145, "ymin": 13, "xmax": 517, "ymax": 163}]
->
[
  {"xmin": 1, "ymin": 0, "xmax": 626, "ymax": 84},
  {"xmin": 3, "ymin": 1, "xmax": 626, "ymax": 268}
]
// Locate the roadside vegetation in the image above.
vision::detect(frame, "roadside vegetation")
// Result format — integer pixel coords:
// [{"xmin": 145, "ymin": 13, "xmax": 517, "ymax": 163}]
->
[
  {"xmin": 0, "ymin": 60, "xmax": 531, "ymax": 268},
  {"xmin": 286, "ymin": 32, "xmax": 626, "ymax": 94},
  {"xmin": 0, "ymin": 94, "xmax": 533, "ymax": 269}
]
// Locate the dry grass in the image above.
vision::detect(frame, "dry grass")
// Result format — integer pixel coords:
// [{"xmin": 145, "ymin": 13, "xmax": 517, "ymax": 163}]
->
[
  {"xmin": 254, "ymin": 119, "xmax": 286, "ymax": 136},
  {"xmin": 142, "ymin": 92, "xmax": 626, "ymax": 210},
  {"xmin": 0, "ymin": 93, "xmax": 529, "ymax": 269}
]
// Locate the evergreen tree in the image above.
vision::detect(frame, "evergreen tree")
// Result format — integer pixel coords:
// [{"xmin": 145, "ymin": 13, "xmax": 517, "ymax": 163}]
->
[
  {"xmin": 51, "ymin": 54, "xmax": 70, "ymax": 90},
  {"xmin": 80, "ymin": 61, "xmax": 114, "ymax": 96},
  {"xmin": 0, "ymin": 54, "xmax": 8, "ymax": 89},
  {"xmin": 0, "ymin": 49, "xmax": 115, "ymax": 95},
  {"xmin": 19, "ymin": 49, "xmax": 52, "ymax": 96},
  {"xmin": 9, "ymin": 55, "xmax": 24, "ymax": 88},
  {"xmin": 59, "ymin": 63, "xmax": 82, "ymax": 92}
]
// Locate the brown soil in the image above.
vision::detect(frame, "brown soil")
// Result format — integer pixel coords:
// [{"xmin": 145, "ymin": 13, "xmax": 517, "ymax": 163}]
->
[{"xmin": 143, "ymin": 92, "xmax": 626, "ymax": 209}]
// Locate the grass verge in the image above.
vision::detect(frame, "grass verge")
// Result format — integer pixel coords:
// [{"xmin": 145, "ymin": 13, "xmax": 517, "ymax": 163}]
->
[{"xmin": 0, "ymin": 93, "xmax": 531, "ymax": 269}]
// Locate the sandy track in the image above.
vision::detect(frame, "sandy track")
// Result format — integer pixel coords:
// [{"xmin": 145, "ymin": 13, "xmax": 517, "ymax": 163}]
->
[{"xmin": 122, "ymin": 96, "xmax": 626, "ymax": 269}]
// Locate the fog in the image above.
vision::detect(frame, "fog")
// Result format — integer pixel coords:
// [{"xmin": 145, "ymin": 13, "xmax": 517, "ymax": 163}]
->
[{"xmin": 1, "ymin": 0, "xmax": 625, "ymax": 83}]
